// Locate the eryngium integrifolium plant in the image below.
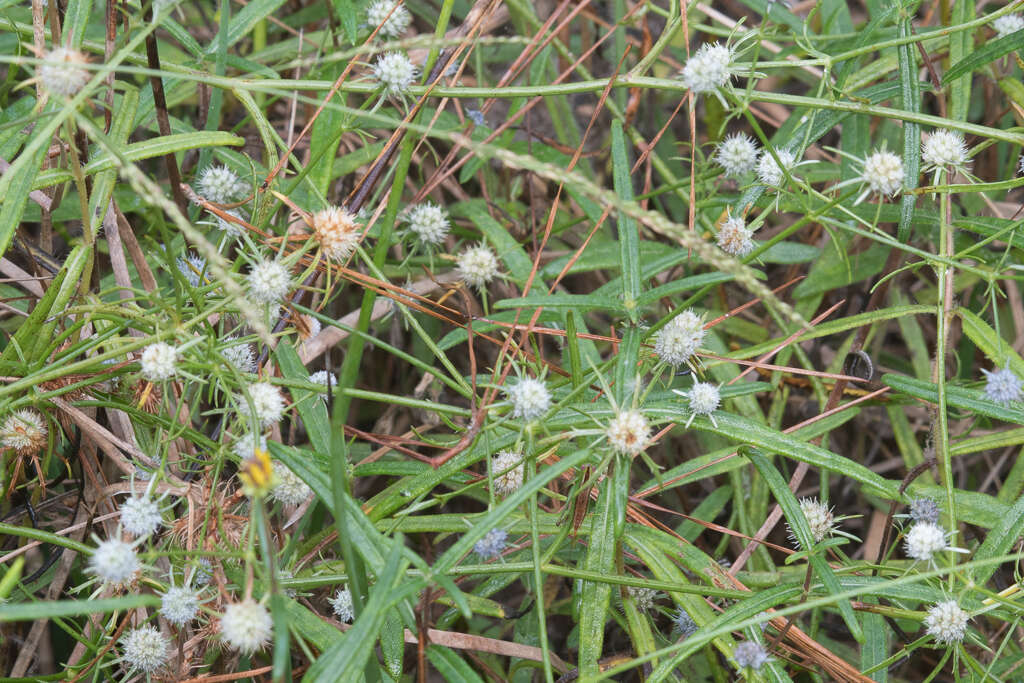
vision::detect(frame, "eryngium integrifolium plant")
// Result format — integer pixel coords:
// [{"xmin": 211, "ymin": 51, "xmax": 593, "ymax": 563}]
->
[{"xmin": 7, "ymin": 2, "xmax": 1024, "ymax": 680}]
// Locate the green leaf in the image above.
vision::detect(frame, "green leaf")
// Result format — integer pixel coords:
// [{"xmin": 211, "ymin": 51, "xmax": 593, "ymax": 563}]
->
[
  {"xmin": 611, "ymin": 120, "xmax": 641, "ymax": 321},
  {"xmin": 450, "ymin": 200, "xmax": 534, "ymax": 285},
  {"xmin": 274, "ymin": 341, "xmax": 332, "ymax": 455},
  {"xmin": 494, "ymin": 293, "xmax": 626, "ymax": 314},
  {"xmin": 958, "ymin": 309, "xmax": 1024, "ymax": 376},
  {"xmin": 426, "ymin": 645, "xmax": 486, "ymax": 683},
  {"xmin": 947, "ymin": 0, "xmax": 975, "ymax": 121},
  {"xmin": 0, "ymin": 595, "xmax": 159, "ymax": 622},
  {"xmin": 208, "ymin": 0, "xmax": 288, "ymax": 53},
  {"xmin": 882, "ymin": 373, "xmax": 1024, "ymax": 425},
  {"xmin": 943, "ymin": 26, "xmax": 1024, "ymax": 85},
  {"xmin": 971, "ymin": 490, "xmax": 1024, "ymax": 587}
]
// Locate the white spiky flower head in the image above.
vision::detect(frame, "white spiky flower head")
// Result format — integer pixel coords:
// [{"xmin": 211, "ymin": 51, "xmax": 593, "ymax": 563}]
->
[
  {"xmin": 993, "ymin": 13, "xmax": 1024, "ymax": 38},
  {"xmin": 271, "ymin": 462, "xmax": 311, "ymax": 507},
  {"xmin": 38, "ymin": 47, "xmax": 91, "ymax": 97},
  {"xmin": 506, "ymin": 377, "xmax": 551, "ymax": 421},
  {"xmin": 0, "ymin": 409, "xmax": 47, "ymax": 455},
  {"xmin": 373, "ymin": 51, "xmax": 419, "ymax": 96},
  {"xmin": 120, "ymin": 626, "xmax": 169, "ymax": 674},
  {"xmin": 405, "ymin": 202, "xmax": 450, "ymax": 245},
  {"xmin": 221, "ymin": 341, "xmax": 256, "ymax": 374},
  {"xmin": 714, "ymin": 133, "xmax": 759, "ymax": 178},
  {"xmin": 233, "ymin": 432, "xmax": 268, "ymax": 460},
  {"xmin": 176, "ymin": 254, "xmax": 207, "ymax": 287},
  {"xmin": 367, "ymin": 0, "xmax": 412, "ymax": 38},
  {"xmin": 787, "ymin": 497, "xmax": 835, "ymax": 545},
  {"xmin": 160, "ymin": 585, "xmax": 200, "ymax": 626},
  {"xmin": 904, "ymin": 521, "xmax": 955, "ymax": 562},
  {"xmin": 925, "ymin": 599, "xmax": 969, "ymax": 645},
  {"xmin": 473, "ymin": 528, "xmax": 508, "ymax": 559},
  {"xmin": 716, "ymin": 212, "xmax": 754, "ymax": 257},
  {"xmin": 653, "ymin": 309, "xmax": 706, "ymax": 367},
  {"xmin": 312, "ymin": 206, "xmax": 361, "ymax": 261},
  {"xmin": 981, "ymin": 365, "xmax": 1023, "ymax": 405},
  {"xmin": 627, "ymin": 586, "xmax": 658, "ymax": 612},
  {"xmin": 734, "ymin": 640, "xmax": 769, "ymax": 671},
  {"xmin": 606, "ymin": 410, "xmax": 650, "ymax": 457},
  {"xmin": 120, "ymin": 495, "xmax": 162, "ymax": 538},
  {"xmin": 922, "ymin": 130, "xmax": 970, "ymax": 176},
  {"xmin": 89, "ymin": 537, "xmax": 141, "ymax": 585},
  {"xmin": 197, "ymin": 165, "xmax": 247, "ymax": 204},
  {"xmin": 140, "ymin": 342, "xmax": 177, "ymax": 382},
  {"xmin": 247, "ymin": 259, "xmax": 291, "ymax": 305},
  {"xmin": 219, "ymin": 599, "xmax": 273, "ymax": 654},
  {"xmin": 861, "ymin": 148, "xmax": 905, "ymax": 199},
  {"xmin": 757, "ymin": 148, "xmax": 800, "ymax": 187},
  {"xmin": 330, "ymin": 586, "xmax": 354, "ymax": 622},
  {"xmin": 456, "ymin": 244, "xmax": 500, "ymax": 290},
  {"xmin": 238, "ymin": 382, "xmax": 286, "ymax": 428},
  {"xmin": 672, "ymin": 381, "xmax": 721, "ymax": 428},
  {"xmin": 679, "ymin": 42, "xmax": 735, "ymax": 96},
  {"xmin": 491, "ymin": 450, "xmax": 524, "ymax": 496}
]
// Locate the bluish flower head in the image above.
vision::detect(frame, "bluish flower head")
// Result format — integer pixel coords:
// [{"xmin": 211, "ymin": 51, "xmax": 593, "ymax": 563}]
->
[
  {"xmin": 473, "ymin": 528, "xmax": 508, "ymax": 559},
  {"xmin": 982, "ymin": 366, "xmax": 1023, "ymax": 405}
]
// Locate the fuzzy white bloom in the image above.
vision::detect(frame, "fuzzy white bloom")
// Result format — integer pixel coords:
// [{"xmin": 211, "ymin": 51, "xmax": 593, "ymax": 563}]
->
[
  {"xmin": 473, "ymin": 528, "xmax": 508, "ymax": 559},
  {"xmin": 222, "ymin": 342, "xmax": 257, "ymax": 374},
  {"xmin": 491, "ymin": 450, "xmax": 524, "ymax": 496},
  {"xmin": 197, "ymin": 165, "xmax": 247, "ymax": 204},
  {"xmin": 367, "ymin": 0, "xmax": 412, "ymax": 37},
  {"xmin": 922, "ymin": 130, "xmax": 969, "ymax": 173},
  {"xmin": 239, "ymin": 382, "xmax": 286, "ymax": 427},
  {"xmin": 271, "ymin": 462, "xmax": 311, "ymax": 507},
  {"xmin": 120, "ymin": 496, "xmax": 162, "ymax": 538},
  {"xmin": 89, "ymin": 538, "xmax": 140, "ymax": 585},
  {"xmin": 506, "ymin": 377, "xmax": 551, "ymax": 420},
  {"xmin": 330, "ymin": 586, "xmax": 354, "ymax": 622},
  {"xmin": 904, "ymin": 521, "xmax": 950, "ymax": 562},
  {"xmin": 312, "ymin": 206, "xmax": 361, "ymax": 261},
  {"xmin": 714, "ymin": 133, "xmax": 759, "ymax": 178},
  {"xmin": 233, "ymin": 432, "xmax": 268, "ymax": 460},
  {"xmin": 982, "ymin": 366, "xmax": 1023, "ymax": 405},
  {"xmin": 734, "ymin": 641, "xmax": 769, "ymax": 670},
  {"xmin": 627, "ymin": 586, "xmax": 658, "ymax": 611},
  {"xmin": 120, "ymin": 626, "xmax": 169, "ymax": 674},
  {"xmin": 716, "ymin": 213, "xmax": 754, "ymax": 256},
  {"xmin": 247, "ymin": 260, "xmax": 291, "ymax": 305},
  {"xmin": 993, "ymin": 13, "xmax": 1024, "ymax": 38},
  {"xmin": 140, "ymin": 342, "xmax": 177, "ymax": 382},
  {"xmin": 674, "ymin": 382, "xmax": 720, "ymax": 428},
  {"xmin": 373, "ymin": 51, "xmax": 419, "ymax": 96},
  {"xmin": 160, "ymin": 585, "xmax": 200, "ymax": 626},
  {"xmin": 925, "ymin": 600, "xmax": 969, "ymax": 645},
  {"xmin": 38, "ymin": 47, "xmax": 90, "ymax": 96},
  {"xmin": 176, "ymin": 254, "xmax": 207, "ymax": 287},
  {"xmin": 606, "ymin": 410, "xmax": 650, "ymax": 456},
  {"xmin": 757, "ymin": 148, "xmax": 799, "ymax": 187},
  {"xmin": 679, "ymin": 42, "xmax": 734, "ymax": 94},
  {"xmin": 654, "ymin": 309, "xmax": 706, "ymax": 367},
  {"xmin": 861, "ymin": 149, "xmax": 905, "ymax": 197},
  {"xmin": 0, "ymin": 409, "xmax": 47, "ymax": 455},
  {"xmin": 406, "ymin": 202, "xmax": 450, "ymax": 245},
  {"xmin": 309, "ymin": 370, "xmax": 336, "ymax": 392},
  {"xmin": 789, "ymin": 497, "xmax": 835, "ymax": 544},
  {"xmin": 456, "ymin": 244, "xmax": 499, "ymax": 289},
  {"xmin": 220, "ymin": 599, "xmax": 273, "ymax": 654}
]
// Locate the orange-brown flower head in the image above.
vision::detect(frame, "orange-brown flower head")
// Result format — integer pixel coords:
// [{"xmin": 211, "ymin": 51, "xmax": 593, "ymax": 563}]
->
[{"xmin": 312, "ymin": 206, "xmax": 361, "ymax": 261}]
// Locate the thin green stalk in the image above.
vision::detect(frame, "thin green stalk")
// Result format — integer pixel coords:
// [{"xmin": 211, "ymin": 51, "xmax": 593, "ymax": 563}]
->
[{"xmin": 936, "ymin": 190, "xmax": 957, "ymax": 574}]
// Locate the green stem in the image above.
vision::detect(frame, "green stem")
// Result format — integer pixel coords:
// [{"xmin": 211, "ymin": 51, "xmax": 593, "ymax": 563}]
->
[{"xmin": 936, "ymin": 190, "xmax": 956, "ymax": 576}]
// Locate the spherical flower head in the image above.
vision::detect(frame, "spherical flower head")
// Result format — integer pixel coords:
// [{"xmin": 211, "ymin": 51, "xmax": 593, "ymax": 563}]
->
[
  {"xmin": 627, "ymin": 586, "xmax": 657, "ymax": 612},
  {"xmin": 684, "ymin": 382, "xmax": 721, "ymax": 422},
  {"xmin": 981, "ymin": 366, "xmax": 1023, "ymax": 405},
  {"xmin": 309, "ymin": 370, "xmax": 337, "ymax": 392},
  {"xmin": 905, "ymin": 521, "xmax": 949, "ymax": 562},
  {"xmin": 734, "ymin": 640, "xmax": 769, "ymax": 671},
  {"xmin": 679, "ymin": 42, "xmax": 734, "ymax": 94},
  {"xmin": 38, "ymin": 47, "xmax": 90, "ymax": 96},
  {"xmin": 247, "ymin": 259, "xmax": 291, "ymax": 305},
  {"xmin": 790, "ymin": 497, "xmax": 835, "ymax": 544},
  {"xmin": 233, "ymin": 432, "xmax": 268, "ymax": 460},
  {"xmin": 714, "ymin": 133, "xmax": 759, "ymax": 178},
  {"xmin": 606, "ymin": 410, "xmax": 650, "ymax": 457},
  {"xmin": 197, "ymin": 164, "xmax": 247, "ymax": 204},
  {"xmin": 654, "ymin": 309, "xmax": 706, "ymax": 367},
  {"xmin": 457, "ymin": 244, "xmax": 499, "ymax": 290},
  {"xmin": 757, "ymin": 148, "xmax": 798, "ymax": 187},
  {"xmin": 239, "ymin": 382, "xmax": 286, "ymax": 428},
  {"xmin": 862, "ymin": 149, "xmax": 905, "ymax": 197},
  {"xmin": 222, "ymin": 341, "xmax": 256, "ymax": 374},
  {"xmin": 716, "ymin": 214, "xmax": 754, "ymax": 256},
  {"xmin": 909, "ymin": 497, "xmax": 941, "ymax": 525},
  {"xmin": 140, "ymin": 342, "xmax": 177, "ymax": 382},
  {"xmin": 160, "ymin": 585, "xmax": 200, "ymax": 626},
  {"xmin": 405, "ymin": 202, "xmax": 450, "ymax": 245},
  {"xmin": 176, "ymin": 254, "xmax": 207, "ymax": 287},
  {"xmin": 0, "ymin": 409, "xmax": 47, "ymax": 455},
  {"xmin": 120, "ymin": 495, "xmax": 162, "ymax": 538},
  {"xmin": 271, "ymin": 462, "xmax": 311, "ymax": 507},
  {"xmin": 473, "ymin": 528, "xmax": 508, "ymax": 559},
  {"xmin": 466, "ymin": 109, "xmax": 487, "ymax": 127},
  {"xmin": 367, "ymin": 0, "xmax": 412, "ymax": 38},
  {"xmin": 673, "ymin": 608, "xmax": 697, "ymax": 637},
  {"xmin": 330, "ymin": 586, "xmax": 354, "ymax": 622},
  {"xmin": 925, "ymin": 600, "xmax": 969, "ymax": 645},
  {"xmin": 993, "ymin": 13, "xmax": 1024, "ymax": 38},
  {"xmin": 506, "ymin": 377, "xmax": 551, "ymax": 420},
  {"xmin": 193, "ymin": 558, "xmax": 213, "ymax": 586},
  {"xmin": 220, "ymin": 599, "xmax": 273, "ymax": 654},
  {"xmin": 922, "ymin": 130, "xmax": 969, "ymax": 173},
  {"xmin": 120, "ymin": 626, "xmax": 169, "ymax": 674},
  {"xmin": 312, "ymin": 206, "xmax": 361, "ymax": 261},
  {"xmin": 89, "ymin": 538, "xmax": 140, "ymax": 585},
  {"xmin": 491, "ymin": 450, "xmax": 524, "ymax": 496},
  {"xmin": 373, "ymin": 51, "xmax": 419, "ymax": 96}
]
